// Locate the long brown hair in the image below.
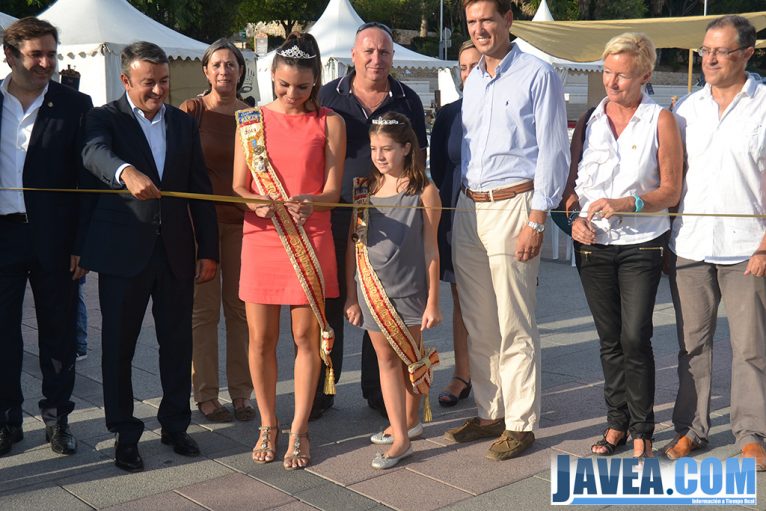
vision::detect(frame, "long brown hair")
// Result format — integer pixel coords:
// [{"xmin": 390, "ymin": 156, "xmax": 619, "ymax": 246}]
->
[
  {"xmin": 272, "ymin": 32, "xmax": 322, "ymax": 114},
  {"xmin": 368, "ymin": 112, "xmax": 426, "ymax": 196}
]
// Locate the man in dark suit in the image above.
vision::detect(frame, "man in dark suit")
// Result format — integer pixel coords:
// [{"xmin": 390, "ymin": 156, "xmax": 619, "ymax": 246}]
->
[
  {"xmin": 0, "ymin": 17, "xmax": 92, "ymax": 458},
  {"xmin": 79, "ymin": 41, "xmax": 218, "ymax": 473}
]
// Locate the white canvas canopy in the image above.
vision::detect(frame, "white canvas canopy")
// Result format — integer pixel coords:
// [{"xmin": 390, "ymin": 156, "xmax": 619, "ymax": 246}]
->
[
  {"xmin": 0, "ymin": 11, "xmax": 17, "ymax": 32},
  {"xmin": 256, "ymin": 0, "xmax": 454, "ymax": 102},
  {"xmin": 33, "ymin": 0, "xmax": 212, "ymax": 106},
  {"xmin": 513, "ymin": 0, "xmax": 602, "ymax": 76}
]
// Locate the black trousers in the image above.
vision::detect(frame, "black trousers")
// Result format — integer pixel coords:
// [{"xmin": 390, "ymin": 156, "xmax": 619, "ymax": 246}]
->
[
  {"xmin": 99, "ymin": 240, "xmax": 193, "ymax": 444},
  {"xmin": 0, "ymin": 219, "xmax": 78, "ymax": 427},
  {"xmin": 315, "ymin": 209, "xmax": 382, "ymax": 400},
  {"xmin": 574, "ymin": 233, "xmax": 666, "ymax": 438}
]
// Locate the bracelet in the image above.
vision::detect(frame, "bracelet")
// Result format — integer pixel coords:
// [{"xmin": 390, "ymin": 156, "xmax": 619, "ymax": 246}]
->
[{"xmin": 567, "ymin": 212, "xmax": 580, "ymax": 225}]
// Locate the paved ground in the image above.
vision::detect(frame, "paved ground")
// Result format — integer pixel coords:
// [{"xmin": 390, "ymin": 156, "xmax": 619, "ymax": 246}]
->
[{"xmin": 1, "ymin": 244, "xmax": 763, "ymax": 510}]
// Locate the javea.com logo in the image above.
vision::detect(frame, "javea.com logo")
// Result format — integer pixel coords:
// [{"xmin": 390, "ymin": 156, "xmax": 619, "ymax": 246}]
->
[{"xmin": 551, "ymin": 454, "xmax": 757, "ymax": 506}]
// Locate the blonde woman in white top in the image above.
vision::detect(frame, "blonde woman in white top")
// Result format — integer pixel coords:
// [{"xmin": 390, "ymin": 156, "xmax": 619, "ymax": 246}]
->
[{"xmin": 563, "ymin": 32, "xmax": 683, "ymax": 460}]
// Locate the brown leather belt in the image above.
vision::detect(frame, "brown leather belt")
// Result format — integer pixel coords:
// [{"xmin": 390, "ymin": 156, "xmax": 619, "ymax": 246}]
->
[{"xmin": 462, "ymin": 181, "xmax": 534, "ymax": 202}]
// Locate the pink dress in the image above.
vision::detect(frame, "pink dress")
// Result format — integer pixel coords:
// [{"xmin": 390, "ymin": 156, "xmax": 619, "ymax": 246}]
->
[{"xmin": 239, "ymin": 106, "xmax": 339, "ymax": 304}]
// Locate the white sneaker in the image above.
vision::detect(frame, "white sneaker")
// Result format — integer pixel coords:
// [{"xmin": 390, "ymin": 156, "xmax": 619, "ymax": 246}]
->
[
  {"xmin": 371, "ymin": 446, "xmax": 413, "ymax": 469},
  {"xmin": 370, "ymin": 423, "xmax": 423, "ymax": 445},
  {"xmin": 76, "ymin": 353, "xmax": 87, "ymax": 362}
]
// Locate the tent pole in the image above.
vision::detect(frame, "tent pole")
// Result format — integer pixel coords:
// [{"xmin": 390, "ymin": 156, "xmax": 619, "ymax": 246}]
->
[
  {"xmin": 687, "ymin": 49, "xmax": 693, "ymax": 93},
  {"xmin": 439, "ymin": 0, "xmax": 444, "ymax": 60}
]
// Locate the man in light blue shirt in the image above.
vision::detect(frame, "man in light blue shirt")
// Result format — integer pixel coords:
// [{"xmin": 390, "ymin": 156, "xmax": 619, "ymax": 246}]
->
[{"xmin": 445, "ymin": 0, "xmax": 569, "ymax": 461}]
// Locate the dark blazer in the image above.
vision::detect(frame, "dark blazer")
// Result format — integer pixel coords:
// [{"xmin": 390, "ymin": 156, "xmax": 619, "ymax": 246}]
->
[
  {"xmin": 79, "ymin": 94, "xmax": 218, "ymax": 279},
  {"xmin": 0, "ymin": 80, "xmax": 93, "ymax": 270}
]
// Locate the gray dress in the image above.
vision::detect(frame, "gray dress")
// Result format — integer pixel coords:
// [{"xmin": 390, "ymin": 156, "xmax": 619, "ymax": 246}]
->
[{"xmin": 356, "ymin": 191, "xmax": 428, "ymax": 331}]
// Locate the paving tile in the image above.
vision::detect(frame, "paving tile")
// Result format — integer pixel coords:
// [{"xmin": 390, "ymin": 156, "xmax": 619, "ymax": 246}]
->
[
  {"xmin": 296, "ymin": 480, "xmax": 382, "ymax": 511},
  {"xmin": 102, "ymin": 491, "xmax": 206, "ymax": 510},
  {"xmin": 309, "ymin": 435, "xmax": 443, "ymax": 486},
  {"xmin": 0, "ymin": 434, "xmax": 111, "ymax": 494},
  {"xmin": 350, "ymin": 470, "xmax": 472, "ymax": 511},
  {"xmin": 0, "ymin": 483, "xmax": 92, "ymax": 511},
  {"xmin": 270, "ymin": 500, "xmax": 323, "ymax": 511},
  {"xmin": 56, "ymin": 439, "xmax": 235, "ymax": 509},
  {"xmin": 440, "ymin": 473, "xmax": 606, "ymax": 511},
  {"xmin": 408, "ymin": 436, "xmax": 555, "ymax": 495},
  {"xmin": 177, "ymin": 473, "xmax": 295, "ymax": 510}
]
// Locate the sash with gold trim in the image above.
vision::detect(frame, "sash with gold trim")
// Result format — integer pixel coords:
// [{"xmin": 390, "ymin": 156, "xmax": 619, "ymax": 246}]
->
[
  {"xmin": 236, "ymin": 107, "xmax": 335, "ymax": 395},
  {"xmin": 351, "ymin": 177, "xmax": 439, "ymax": 422}
]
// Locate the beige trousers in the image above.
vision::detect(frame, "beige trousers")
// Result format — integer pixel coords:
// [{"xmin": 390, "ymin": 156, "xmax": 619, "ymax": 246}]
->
[
  {"xmin": 192, "ymin": 222, "xmax": 252, "ymax": 403},
  {"xmin": 453, "ymin": 190, "xmax": 541, "ymax": 431}
]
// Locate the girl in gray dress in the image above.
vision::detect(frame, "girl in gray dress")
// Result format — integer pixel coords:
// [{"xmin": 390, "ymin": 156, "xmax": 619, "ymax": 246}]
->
[{"xmin": 345, "ymin": 112, "xmax": 442, "ymax": 469}]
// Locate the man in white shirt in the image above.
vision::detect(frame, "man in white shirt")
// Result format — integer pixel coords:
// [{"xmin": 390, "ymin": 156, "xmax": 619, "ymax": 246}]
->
[
  {"xmin": 666, "ymin": 15, "xmax": 766, "ymax": 470},
  {"xmin": 0, "ymin": 17, "xmax": 92, "ymax": 458},
  {"xmin": 79, "ymin": 42, "xmax": 218, "ymax": 472},
  {"xmin": 444, "ymin": 0, "xmax": 569, "ymax": 460}
]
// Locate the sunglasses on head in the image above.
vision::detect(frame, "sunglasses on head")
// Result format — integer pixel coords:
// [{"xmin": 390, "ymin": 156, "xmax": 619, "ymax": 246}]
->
[{"xmin": 356, "ymin": 22, "xmax": 393, "ymax": 38}]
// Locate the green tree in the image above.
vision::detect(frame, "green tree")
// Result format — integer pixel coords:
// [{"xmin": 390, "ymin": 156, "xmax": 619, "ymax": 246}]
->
[
  {"xmin": 236, "ymin": 0, "xmax": 324, "ymax": 36},
  {"xmin": 578, "ymin": 0, "xmax": 647, "ymax": 19}
]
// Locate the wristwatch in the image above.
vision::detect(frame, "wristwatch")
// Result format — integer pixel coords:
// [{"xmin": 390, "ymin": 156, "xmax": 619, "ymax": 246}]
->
[
  {"xmin": 527, "ymin": 220, "xmax": 545, "ymax": 233},
  {"xmin": 632, "ymin": 193, "xmax": 645, "ymax": 213}
]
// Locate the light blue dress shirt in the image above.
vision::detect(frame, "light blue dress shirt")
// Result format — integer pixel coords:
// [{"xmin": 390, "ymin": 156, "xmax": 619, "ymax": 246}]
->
[{"xmin": 461, "ymin": 44, "xmax": 570, "ymax": 211}]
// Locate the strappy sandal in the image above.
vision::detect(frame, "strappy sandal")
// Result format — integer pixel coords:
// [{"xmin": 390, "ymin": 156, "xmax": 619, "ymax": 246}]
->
[
  {"xmin": 438, "ymin": 376, "xmax": 472, "ymax": 408},
  {"xmin": 634, "ymin": 437, "xmax": 653, "ymax": 459},
  {"xmin": 283, "ymin": 431, "xmax": 310, "ymax": 471},
  {"xmin": 252, "ymin": 425, "xmax": 278, "ymax": 464},
  {"xmin": 591, "ymin": 428, "xmax": 627, "ymax": 456}
]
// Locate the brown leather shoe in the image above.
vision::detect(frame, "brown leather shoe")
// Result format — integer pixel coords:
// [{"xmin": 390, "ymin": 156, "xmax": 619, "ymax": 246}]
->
[
  {"xmin": 444, "ymin": 417, "xmax": 504, "ymax": 443},
  {"xmin": 741, "ymin": 442, "xmax": 766, "ymax": 471},
  {"xmin": 665, "ymin": 435, "xmax": 702, "ymax": 460},
  {"xmin": 485, "ymin": 430, "xmax": 535, "ymax": 461}
]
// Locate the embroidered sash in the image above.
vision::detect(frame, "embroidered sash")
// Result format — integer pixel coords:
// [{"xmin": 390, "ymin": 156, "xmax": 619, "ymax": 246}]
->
[
  {"xmin": 236, "ymin": 107, "xmax": 335, "ymax": 395},
  {"xmin": 352, "ymin": 177, "xmax": 439, "ymax": 422}
]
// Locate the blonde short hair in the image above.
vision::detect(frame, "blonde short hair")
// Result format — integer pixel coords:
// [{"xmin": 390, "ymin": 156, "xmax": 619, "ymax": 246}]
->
[{"xmin": 601, "ymin": 32, "xmax": 656, "ymax": 76}]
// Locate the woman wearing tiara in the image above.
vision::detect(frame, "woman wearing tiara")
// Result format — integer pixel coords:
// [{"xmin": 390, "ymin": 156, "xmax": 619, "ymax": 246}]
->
[{"xmin": 232, "ymin": 33, "xmax": 346, "ymax": 470}]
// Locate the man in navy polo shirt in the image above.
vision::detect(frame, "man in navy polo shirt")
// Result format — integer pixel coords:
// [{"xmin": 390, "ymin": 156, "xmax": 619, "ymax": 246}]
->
[{"xmin": 315, "ymin": 21, "xmax": 428, "ymax": 419}]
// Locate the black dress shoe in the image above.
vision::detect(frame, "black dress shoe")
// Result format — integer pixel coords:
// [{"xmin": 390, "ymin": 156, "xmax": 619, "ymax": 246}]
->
[
  {"xmin": 367, "ymin": 395, "xmax": 388, "ymax": 418},
  {"xmin": 0, "ymin": 425, "xmax": 23, "ymax": 456},
  {"xmin": 309, "ymin": 393, "xmax": 334, "ymax": 421},
  {"xmin": 45, "ymin": 424, "xmax": 77, "ymax": 455},
  {"xmin": 114, "ymin": 441, "xmax": 144, "ymax": 472},
  {"xmin": 160, "ymin": 431, "xmax": 200, "ymax": 457}
]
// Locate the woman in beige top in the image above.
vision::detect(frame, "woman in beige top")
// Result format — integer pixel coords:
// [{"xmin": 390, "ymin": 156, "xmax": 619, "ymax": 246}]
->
[{"xmin": 180, "ymin": 39, "xmax": 254, "ymax": 423}]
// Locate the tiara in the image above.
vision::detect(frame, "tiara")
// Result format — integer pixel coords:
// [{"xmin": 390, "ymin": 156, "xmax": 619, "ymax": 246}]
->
[
  {"xmin": 372, "ymin": 118, "xmax": 400, "ymax": 125},
  {"xmin": 276, "ymin": 45, "xmax": 316, "ymax": 59}
]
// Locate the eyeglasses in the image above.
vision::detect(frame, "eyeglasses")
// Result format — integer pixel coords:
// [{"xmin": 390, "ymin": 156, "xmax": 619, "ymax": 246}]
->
[
  {"xmin": 696, "ymin": 46, "xmax": 747, "ymax": 58},
  {"xmin": 356, "ymin": 22, "xmax": 393, "ymax": 38}
]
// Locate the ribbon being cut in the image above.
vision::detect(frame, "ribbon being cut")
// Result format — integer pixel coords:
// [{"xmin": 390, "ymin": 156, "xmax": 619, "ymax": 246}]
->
[
  {"xmin": 352, "ymin": 177, "xmax": 440, "ymax": 422},
  {"xmin": 235, "ymin": 107, "xmax": 336, "ymax": 395}
]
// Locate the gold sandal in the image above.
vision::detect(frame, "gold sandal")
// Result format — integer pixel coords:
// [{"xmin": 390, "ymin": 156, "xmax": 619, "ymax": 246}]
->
[
  {"xmin": 283, "ymin": 431, "xmax": 310, "ymax": 471},
  {"xmin": 252, "ymin": 425, "xmax": 277, "ymax": 464}
]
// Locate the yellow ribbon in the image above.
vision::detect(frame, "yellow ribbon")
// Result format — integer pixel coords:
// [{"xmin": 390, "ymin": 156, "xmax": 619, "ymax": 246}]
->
[{"xmin": 2, "ymin": 187, "xmax": 766, "ymax": 219}]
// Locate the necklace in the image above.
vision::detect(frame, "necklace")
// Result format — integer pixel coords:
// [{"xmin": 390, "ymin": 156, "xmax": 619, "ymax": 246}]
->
[{"xmin": 353, "ymin": 84, "xmax": 390, "ymax": 114}]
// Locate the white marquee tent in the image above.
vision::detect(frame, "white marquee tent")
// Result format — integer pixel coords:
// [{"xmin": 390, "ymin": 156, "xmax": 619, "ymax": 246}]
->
[
  {"xmin": 35, "ymin": 0, "xmax": 211, "ymax": 106},
  {"xmin": 0, "ymin": 11, "xmax": 17, "ymax": 32},
  {"xmin": 256, "ymin": 0, "xmax": 454, "ymax": 102},
  {"xmin": 514, "ymin": 0, "xmax": 602, "ymax": 76}
]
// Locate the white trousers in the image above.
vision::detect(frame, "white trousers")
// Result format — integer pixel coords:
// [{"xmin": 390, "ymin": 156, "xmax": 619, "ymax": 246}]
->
[{"xmin": 453, "ymin": 190, "xmax": 541, "ymax": 431}]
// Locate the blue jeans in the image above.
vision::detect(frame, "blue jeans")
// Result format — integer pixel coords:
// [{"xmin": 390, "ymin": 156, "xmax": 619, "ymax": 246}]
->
[{"xmin": 76, "ymin": 276, "xmax": 88, "ymax": 355}]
